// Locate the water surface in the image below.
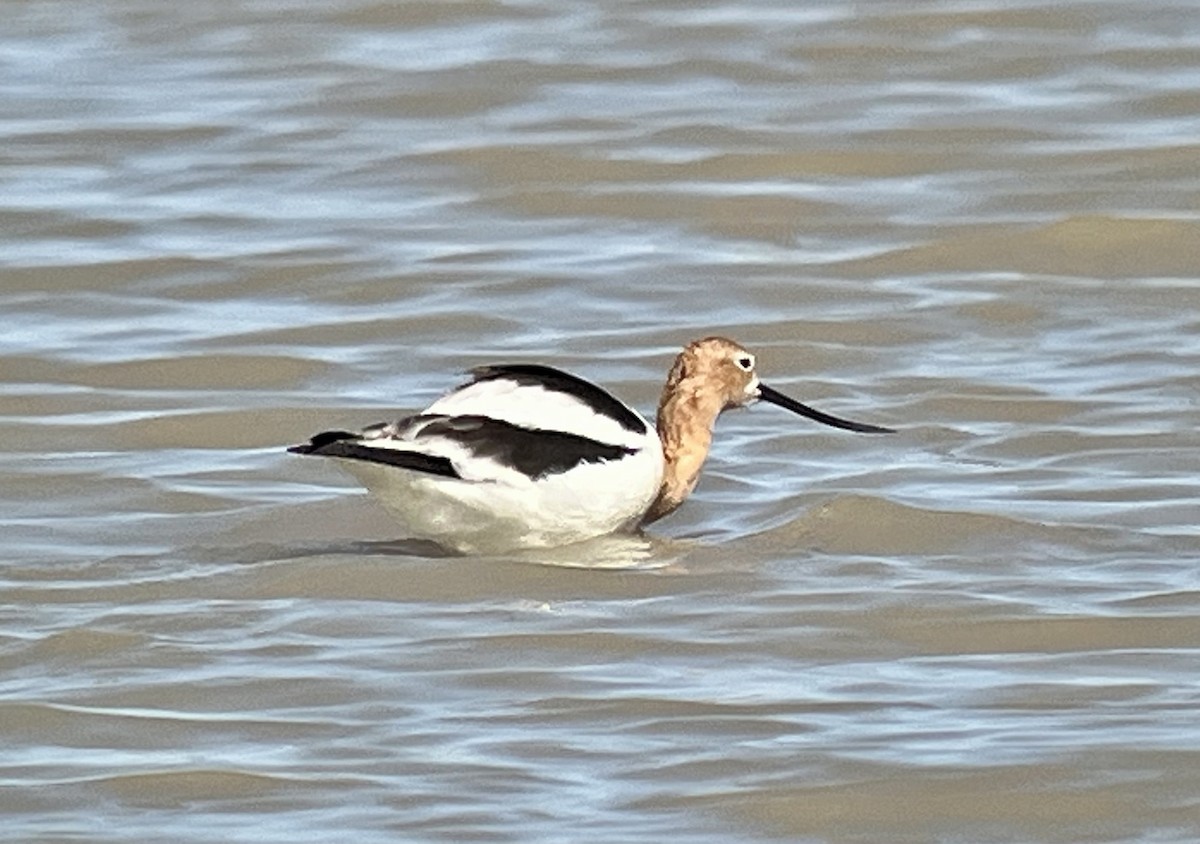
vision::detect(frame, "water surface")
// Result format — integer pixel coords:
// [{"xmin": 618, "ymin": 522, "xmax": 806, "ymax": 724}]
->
[{"xmin": 2, "ymin": 1, "xmax": 1199, "ymax": 841}]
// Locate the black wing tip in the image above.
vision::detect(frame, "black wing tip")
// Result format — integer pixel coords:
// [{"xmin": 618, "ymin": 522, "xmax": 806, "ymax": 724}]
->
[{"xmin": 288, "ymin": 429, "xmax": 359, "ymax": 454}]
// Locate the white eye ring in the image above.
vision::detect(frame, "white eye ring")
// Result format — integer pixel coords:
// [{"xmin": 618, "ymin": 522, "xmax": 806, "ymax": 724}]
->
[{"xmin": 735, "ymin": 354, "xmax": 755, "ymax": 371}]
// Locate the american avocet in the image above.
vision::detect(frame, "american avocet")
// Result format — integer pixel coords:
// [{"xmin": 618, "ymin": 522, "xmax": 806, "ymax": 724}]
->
[{"xmin": 289, "ymin": 336, "xmax": 892, "ymax": 553}]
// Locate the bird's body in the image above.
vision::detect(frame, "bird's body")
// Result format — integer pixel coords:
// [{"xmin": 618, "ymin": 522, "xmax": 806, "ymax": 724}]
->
[{"xmin": 289, "ymin": 337, "xmax": 891, "ymax": 553}]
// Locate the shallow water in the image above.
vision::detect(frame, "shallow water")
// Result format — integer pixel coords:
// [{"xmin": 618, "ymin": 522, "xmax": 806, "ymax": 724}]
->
[{"xmin": 3, "ymin": 1, "xmax": 1199, "ymax": 841}]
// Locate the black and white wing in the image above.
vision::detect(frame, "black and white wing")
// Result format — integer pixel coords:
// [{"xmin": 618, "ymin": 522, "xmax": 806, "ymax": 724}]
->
[{"xmin": 288, "ymin": 365, "xmax": 655, "ymax": 483}]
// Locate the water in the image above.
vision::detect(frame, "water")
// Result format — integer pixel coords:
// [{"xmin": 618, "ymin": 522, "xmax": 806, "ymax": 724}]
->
[{"xmin": 3, "ymin": 1, "xmax": 1199, "ymax": 841}]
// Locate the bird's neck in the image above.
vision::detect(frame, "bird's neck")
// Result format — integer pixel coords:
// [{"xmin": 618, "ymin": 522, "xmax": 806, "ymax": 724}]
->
[{"xmin": 642, "ymin": 379, "xmax": 724, "ymax": 524}]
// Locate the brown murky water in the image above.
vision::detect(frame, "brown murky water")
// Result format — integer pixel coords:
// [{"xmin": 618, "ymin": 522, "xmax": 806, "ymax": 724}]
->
[{"xmin": 3, "ymin": 1, "xmax": 1199, "ymax": 841}]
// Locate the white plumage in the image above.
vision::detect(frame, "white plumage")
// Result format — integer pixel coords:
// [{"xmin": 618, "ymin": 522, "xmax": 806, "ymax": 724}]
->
[
  {"xmin": 425, "ymin": 375, "xmax": 647, "ymax": 451},
  {"xmin": 290, "ymin": 363, "xmax": 664, "ymax": 553}
]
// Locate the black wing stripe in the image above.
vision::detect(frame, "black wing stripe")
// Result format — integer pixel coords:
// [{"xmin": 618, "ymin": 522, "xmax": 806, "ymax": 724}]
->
[
  {"xmin": 288, "ymin": 432, "xmax": 460, "ymax": 478},
  {"xmin": 468, "ymin": 364, "xmax": 648, "ymax": 435},
  {"xmin": 418, "ymin": 414, "xmax": 638, "ymax": 479}
]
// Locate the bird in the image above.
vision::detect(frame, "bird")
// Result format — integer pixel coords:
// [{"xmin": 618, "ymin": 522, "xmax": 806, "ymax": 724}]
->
[{"xmin": 288, "ymin": 336, "xmax": 893, "ymax": 554}]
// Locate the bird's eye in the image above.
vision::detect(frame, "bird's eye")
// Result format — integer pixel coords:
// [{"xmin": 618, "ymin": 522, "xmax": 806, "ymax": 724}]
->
[{"xmin": 736, "ymin": 355, "xmax": 754, "ymax": 371}]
